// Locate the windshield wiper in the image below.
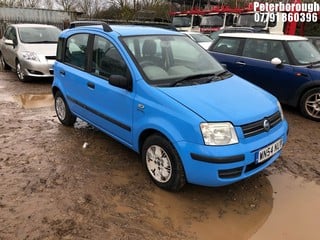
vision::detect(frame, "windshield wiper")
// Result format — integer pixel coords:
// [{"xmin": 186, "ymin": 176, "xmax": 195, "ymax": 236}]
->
[
  {"xmin": 307, "ymin": 60, "xmax": 320, "ymax": 68},
  {"xmin": 204, "ymin": 70, "xmax": 233, "ymax": 83},
  {"xmin": 170, "ymin": 71, "xmax": 232, "ymax": 87}
]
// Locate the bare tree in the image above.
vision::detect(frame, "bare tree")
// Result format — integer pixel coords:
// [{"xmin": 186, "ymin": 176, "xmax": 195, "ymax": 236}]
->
[
  {"xmin": 78, "ymin": 0, "xmax": 107, "ymax": 17},
  {"xmin": 24, "ymin": 0, "xmax": 41, "ymax": 7},
  {"xmin": 0, "ymin": 0, "xmax": 19, "ymax": 7},
  {"xmin": 55, "ymin": 0, "xmax": 77, "ymax": 11}
]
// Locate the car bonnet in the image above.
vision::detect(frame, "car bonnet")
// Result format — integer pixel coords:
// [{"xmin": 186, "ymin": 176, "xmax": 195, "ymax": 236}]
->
[
  {"xmin": 19, "ymin": 43, "xmax": 57, "ymax": 56},
  {"xmin": 159, "ymin": 76, "xmax": 278, "ymax": 126}
]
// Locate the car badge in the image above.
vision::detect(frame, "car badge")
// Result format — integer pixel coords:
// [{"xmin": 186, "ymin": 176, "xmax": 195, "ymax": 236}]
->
[{"xmin": 263, "ymin": 119, "xmax": 270, "ymax": 132}]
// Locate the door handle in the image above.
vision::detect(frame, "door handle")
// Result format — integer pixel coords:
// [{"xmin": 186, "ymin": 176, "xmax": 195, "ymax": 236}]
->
[
  {"xmin": 59, "ymin": 70, "xmax": 65, "ymax": 76},
  {"xmin": 235, "ymin": 61, "xmax": 246, "ymax": 66},
  {"xmin": 87, "ymin": 82, "xmax": 95, "ymax": 89}
]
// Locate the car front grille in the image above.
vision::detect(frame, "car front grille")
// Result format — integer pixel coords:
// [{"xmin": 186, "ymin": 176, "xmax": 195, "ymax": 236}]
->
[{"xmin": 241, "ymin": 111, "xmax": 282, "ymax": 138}]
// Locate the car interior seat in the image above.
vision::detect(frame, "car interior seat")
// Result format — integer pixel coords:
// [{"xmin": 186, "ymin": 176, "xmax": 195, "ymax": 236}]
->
[{"xmin": 141, "ymin": 39, "xmax": 163, "ymax": 67}]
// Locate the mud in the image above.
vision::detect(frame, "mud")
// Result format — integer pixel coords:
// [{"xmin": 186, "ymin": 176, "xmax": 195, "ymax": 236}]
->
[{"xmin": 0, "ymin": 71, "xmax": 319, "ymax": 240}]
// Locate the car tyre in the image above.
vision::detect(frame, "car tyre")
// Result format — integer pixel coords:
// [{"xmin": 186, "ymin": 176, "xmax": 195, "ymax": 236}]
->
[
  {"xmin": 54, "ymin": 91, "xmax": 76, "ymax": 126},
  {"xmin": 16, "ymin": 60, "xmax": 29, "ymax": 82},
  {"xmin": 0, "ymin": 52, "xmax": 10, "ymax": 71},
  {"xmin": 141, "ymin": 134, "xmax": 186, "ymax": 191},
  {"xmin": 300, "ymin": 87, "xmax": 320, "ymax": 122}
]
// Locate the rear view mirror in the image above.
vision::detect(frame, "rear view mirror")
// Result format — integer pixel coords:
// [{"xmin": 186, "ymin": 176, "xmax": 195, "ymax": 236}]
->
[
  {"xmin": 271, "ymin": 57, "xmax": 282, "ymax": 66},
  {"xmin": 4, "ymin": 39, "xmax": 14, "ymax": 46},
  {"xmin": 109, "ymin": 75, "xmax": 132, "ymax": 91}
]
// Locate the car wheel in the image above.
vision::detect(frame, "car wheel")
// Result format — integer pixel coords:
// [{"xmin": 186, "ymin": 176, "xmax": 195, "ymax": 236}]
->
[
  {"xmin": 141, "ymin": 134, "xmax": 186, "ymax": 191},
  {"xmin": 16, "ymin": 60, "xmax": 28, "ymax": 82},
  {"xmin": 0, "ymin": 52, "xmax": 10, "ymax": 71},
  {"xmin": 54, "ymin": 91, "xmax": 76, "ymax": 126},
  {"xmin": 300, "ymin": 87, "xmax": 320, "ymax": 122}
]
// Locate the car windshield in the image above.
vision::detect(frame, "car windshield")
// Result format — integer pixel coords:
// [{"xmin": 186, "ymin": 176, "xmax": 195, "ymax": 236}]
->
[
  {"xmin": 237, "ymin": 13, "xmax": 266, "ymax": 28},
  {"xmin": 172, "ymin": 16, "xmax": 192, "ymax": 27},
  {"xmin": 18, "ymin": 26, "xmax": 61, "ymax": 43},
  {"xmin": 287, "ymin": 40, "xmax": 320, "ymax": 65},
  {"xmin": 200, "ymin": 14, "xmax": 224, "ymax": 27},
  {"xmin": 122, "ymin": 35, "xmax": 226, "ymax": 86}
]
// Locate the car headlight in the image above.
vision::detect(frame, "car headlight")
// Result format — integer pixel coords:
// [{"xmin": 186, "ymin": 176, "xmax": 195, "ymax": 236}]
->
[
  {"xmin": 277, "ymin": 101, "xmax": 284, "ymax": 120},
  {"xmin": 22, "ymin": 51, "xmax": 40, "ymax": 61},
  {"xmin": 200, "ymin": 122, "xmax": 238, "ymax": 145}
]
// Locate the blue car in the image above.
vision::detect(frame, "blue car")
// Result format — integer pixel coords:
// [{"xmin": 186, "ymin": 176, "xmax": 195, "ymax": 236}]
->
[
  {"xmin": 208, "ymin": 33, "xmax": 320, "ymax": 121},
  {"xmin": 52, "ymin": 22, "xmax": 288, "ymax": 191}
]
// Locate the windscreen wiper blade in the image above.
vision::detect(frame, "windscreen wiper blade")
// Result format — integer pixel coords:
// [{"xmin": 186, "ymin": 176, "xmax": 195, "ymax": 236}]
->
[
  {"xmin": 170, "ymin": 73, "xmax": 216, "ymax": 87},
  {"xmin": 307, "ymin": 60, "xmax": 320, "ymax": 68},
  {"xmin": 171, "ymin": 71, "xmax": 232, "ymax": 87}
]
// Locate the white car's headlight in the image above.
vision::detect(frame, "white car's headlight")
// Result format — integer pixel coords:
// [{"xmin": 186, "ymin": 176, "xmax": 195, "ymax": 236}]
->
[
  {"xmin": 200, "ymin": 122, "xmax": 238, "ymax": 145},
  {"xmin": 277, "ymin": 101, "xmax": 284, "ymax": 120},
  {"xmin": 22, "ymin": 51, "xmax": 40, "ymax": 61}
]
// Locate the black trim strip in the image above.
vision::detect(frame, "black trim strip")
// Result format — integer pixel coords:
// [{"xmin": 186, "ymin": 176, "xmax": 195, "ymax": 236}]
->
[
  {"xmin": 67, "ymin": 96, "xmax": 131, "ymax": 132},
  {"xmin": 190, "ymin": 153, "xmax": 245, "ymax": 164}
]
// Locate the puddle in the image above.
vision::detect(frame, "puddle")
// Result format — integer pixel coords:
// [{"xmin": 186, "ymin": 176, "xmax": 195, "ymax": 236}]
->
[
  {"xmin": 17, "ymin": 93, "xmax": 53, "ymax": 109},
  {"xmin": 250, "ymin": 174, "xmax": 320, "ymax": 240},
  {"xmin": 148, "ymin": 173, "xmax": 320, "ymax": 240}
]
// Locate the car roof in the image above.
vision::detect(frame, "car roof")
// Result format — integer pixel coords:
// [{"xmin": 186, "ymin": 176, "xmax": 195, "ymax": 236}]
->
[
  {"xmin": 64, "ymin": 24, "xmax": 181, "ymax": 37},
  {"xmin": 218, "ymin": 33, "xmax": 308, "ymax": 41}
]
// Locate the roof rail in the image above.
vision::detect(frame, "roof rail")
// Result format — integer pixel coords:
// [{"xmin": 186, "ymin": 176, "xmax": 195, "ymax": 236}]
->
[{"xmin": 69, "ymin": 21, "xmax": 112, "ymax": 32}]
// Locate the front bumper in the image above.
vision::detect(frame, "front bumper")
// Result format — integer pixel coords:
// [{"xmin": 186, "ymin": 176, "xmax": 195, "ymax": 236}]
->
[
  {"xmin": 176, "ymin": 120, "xmax": 289, "ymax": 187},
  {"xmin": 20, "ymin": 58, "xmax": 55, "ymax": 78}
]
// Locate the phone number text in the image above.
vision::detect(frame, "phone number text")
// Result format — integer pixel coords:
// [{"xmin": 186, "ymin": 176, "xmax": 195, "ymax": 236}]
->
[{"xmin": 254, "ymin": 12, "xmax": 318, "ymax": 23}]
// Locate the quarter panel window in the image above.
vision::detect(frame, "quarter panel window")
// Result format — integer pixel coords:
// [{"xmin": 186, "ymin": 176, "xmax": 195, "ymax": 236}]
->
[{"xmin": 65, "ymin": 34, "xmax": 89, "ymax": 69}]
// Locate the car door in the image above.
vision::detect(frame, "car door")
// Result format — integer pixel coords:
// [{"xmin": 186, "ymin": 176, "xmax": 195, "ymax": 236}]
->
[
  {"xmin": 85, "ymin": 35, "xmax": 134, "ymax": 145},
  {"xmin": 1, "ymin": 26, "xmax": 18, "ymax": 68},
  {"xmin": 56, "ymin": 33, "xmax": 134, "ymax": 145},
  {"xmin": 236, "ymin": 39, "xmax": 311, "ymax": 103}
]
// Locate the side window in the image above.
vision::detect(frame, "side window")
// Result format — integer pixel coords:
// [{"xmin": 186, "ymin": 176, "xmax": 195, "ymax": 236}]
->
[
  {"xmin": 91, "ymin": 36, "xmax": 128, "ymax": 78},
  {"xmin": 243, "ymin": 39, "xmax": 268, "ymax": 60},
  {"xmin": 225, "ymin": 14, "xmax": 234, "ymax": 26},
  {"xmin": 65, "ymin": 34, "xmax": 88, "ymax": 69},
  {"xmin": 211, "ymin": 38, "xmax": 241, "ymax": 55},
  {"xmin": 243, "ymin": 39, "xmax": 289, "ymax": 63},
  {"xmin": 268, "ymin": 41, "xmax": 289, "ymax": 63},
  {"xmin": 5, "ymin": 27, "xmax": 17, "ymax": 44}
]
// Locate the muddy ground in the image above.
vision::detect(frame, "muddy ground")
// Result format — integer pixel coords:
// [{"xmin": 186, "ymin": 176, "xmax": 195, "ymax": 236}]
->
[{"xmin": 0, "ymin": 71, "xmax": 319, "ymax": 240}]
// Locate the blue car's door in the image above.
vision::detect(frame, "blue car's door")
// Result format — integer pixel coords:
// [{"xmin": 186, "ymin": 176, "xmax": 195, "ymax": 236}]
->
[{"xmin": 57, "ymin": 33, "xmax": 134, "ymax": 146}]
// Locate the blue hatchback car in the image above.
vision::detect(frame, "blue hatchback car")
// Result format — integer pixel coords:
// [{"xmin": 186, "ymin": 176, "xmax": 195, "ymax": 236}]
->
[
  {"xmin": 52, "ymin": 22, "xmax": 288, "ymax": 191},
  {"xmin": 208, "ymin": 33, "xmax": 320, "ymax": 121}
]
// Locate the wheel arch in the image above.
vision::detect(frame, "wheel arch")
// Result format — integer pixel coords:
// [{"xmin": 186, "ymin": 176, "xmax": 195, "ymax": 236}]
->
[{"xmin": 289, "ymin": 80, "xmax": 320, "ymax": 107}]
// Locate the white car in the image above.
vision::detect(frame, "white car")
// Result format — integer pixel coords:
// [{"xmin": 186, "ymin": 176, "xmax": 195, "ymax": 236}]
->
[
  {"xmin": 182, "ymin": 31, "xmax": 213, "ymax": 49},
  {"xmin": 0, "ymin": 24, "xmax": 61, "ymax": 82}
]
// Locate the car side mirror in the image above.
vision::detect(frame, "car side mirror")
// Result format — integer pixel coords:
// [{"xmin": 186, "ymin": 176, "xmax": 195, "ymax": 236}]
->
[
  {"xmin": 4, "ymin": 39, "xmax": 14, "ymax": 46},
  {"xmin": 220, "ymin": 63, "xmax": 227, "ymax": 69},
  {"xmin": 271, "ymin": 57, "xmax": 282, "ymax": 66},
  {"xmin": 109, "ymin": 74, "xmax": 132, "ymax": 91}
]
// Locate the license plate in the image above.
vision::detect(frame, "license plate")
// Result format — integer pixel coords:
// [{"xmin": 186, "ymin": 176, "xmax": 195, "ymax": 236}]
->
[{"xmin": 256, "ymin": 139, "xmax": 283, "ymax": 163}]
